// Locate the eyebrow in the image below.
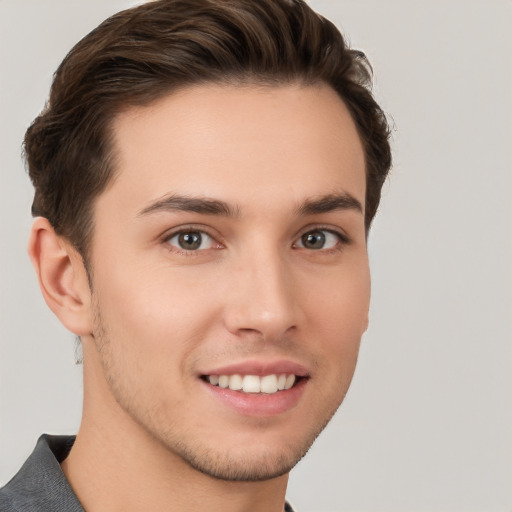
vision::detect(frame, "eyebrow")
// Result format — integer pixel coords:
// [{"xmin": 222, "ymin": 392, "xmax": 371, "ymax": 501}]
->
[
  {"xmin": 296, "ymin": 193, "xmax": 363, "ymax": 216},
  {"xmin": 137, "ymin": 191, "xmax": 363, "ymax": 218},
  {"xmin": 137, "ymin": 194, "xmax": 239, "ymax": 218}
]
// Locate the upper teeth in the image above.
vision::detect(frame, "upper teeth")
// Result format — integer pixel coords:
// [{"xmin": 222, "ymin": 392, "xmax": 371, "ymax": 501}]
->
[{"xmin": 207, "ymin": 374, "xmax": 296, "ymax": 394}]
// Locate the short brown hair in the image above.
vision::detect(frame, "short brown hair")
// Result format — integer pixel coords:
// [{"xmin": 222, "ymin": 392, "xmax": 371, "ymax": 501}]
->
[{"xmin": 24, "ymin": 0, "xmax": 391, "ymax": 261}]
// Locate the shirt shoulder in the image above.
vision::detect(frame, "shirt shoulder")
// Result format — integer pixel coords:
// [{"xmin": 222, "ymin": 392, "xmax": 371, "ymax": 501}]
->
[
  {"xmin": 1, "ymin": 435, "xmax": 299, "ymax": 512},
  {"xmin": 0, "ymin": 434, "xmax": 84, "ymax": 512}
]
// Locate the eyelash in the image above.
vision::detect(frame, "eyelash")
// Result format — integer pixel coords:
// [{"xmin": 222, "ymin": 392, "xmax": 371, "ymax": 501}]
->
[
  {"xmin": 162, "ymin": 225, "xmax": 222, "ymax": 256},
  {"xmin": 293, "ymin": 226, "xmax": 350, "ymax": 253},
  {"xmin": 161, "ymin": 225, "xmax": 350, "ymax": 255}
]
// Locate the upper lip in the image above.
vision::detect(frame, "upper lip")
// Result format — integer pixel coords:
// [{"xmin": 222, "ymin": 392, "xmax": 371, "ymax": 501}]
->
[{"xmin": 200, "ymin": 359, "xmax": 310, "ymax": 377}]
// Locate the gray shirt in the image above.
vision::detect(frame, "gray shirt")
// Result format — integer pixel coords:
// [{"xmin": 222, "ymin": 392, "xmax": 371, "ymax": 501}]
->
[
  {"xmin": 0, "ymin": 435, "xmax": 83, "ymax": 511},
  {"xmin": 1, "ymin": 435, "xmax": 296, "ymax": 511}
]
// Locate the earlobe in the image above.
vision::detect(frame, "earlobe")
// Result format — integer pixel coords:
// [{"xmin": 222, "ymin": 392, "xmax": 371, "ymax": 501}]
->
[{"xmin": 28, "ymin": 217, "xmax": 93, "ymax": 336}]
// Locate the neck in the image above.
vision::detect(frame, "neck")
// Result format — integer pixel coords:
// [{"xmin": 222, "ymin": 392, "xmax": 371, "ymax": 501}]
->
[{"xmin": 61, "ymin": 343, "xmax": 289, "ymax": 512}]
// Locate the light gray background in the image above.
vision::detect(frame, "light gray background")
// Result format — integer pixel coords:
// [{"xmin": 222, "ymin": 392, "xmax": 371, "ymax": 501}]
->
[{"xmin": 1, "ymin": 1, "xmax": 510, "ymax": 510}]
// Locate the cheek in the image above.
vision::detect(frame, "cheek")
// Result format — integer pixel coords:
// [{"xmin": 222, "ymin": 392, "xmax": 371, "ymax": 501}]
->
[
  {"xmin": 309, "ymin": 262, "xmax": 370, "ymax": 330},
  {"xmin": 91, "ymin": 260, "xmax": 223, "ymax": 367},
  {"xmin": 304, "ymin": 262, "xmax": 370, "ymax": 367},
  {"xmin": 90, "ymin": 269, "xmax": 224, "ymax": 412}
]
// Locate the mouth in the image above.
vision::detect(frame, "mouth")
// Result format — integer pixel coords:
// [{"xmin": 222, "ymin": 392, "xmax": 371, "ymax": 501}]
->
[
  {"xmin": 201, "ymin": 373, "xmax": 303, "ymax": 394},
  {"xmin": 198, "ymin": 360, "xmax": 310, "ymax": 415}
]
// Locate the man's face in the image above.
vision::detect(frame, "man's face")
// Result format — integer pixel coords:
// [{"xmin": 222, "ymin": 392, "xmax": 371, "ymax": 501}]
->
[{"xmin": 86, "ymin": 83, "xmax": 369, "ymax": 481}]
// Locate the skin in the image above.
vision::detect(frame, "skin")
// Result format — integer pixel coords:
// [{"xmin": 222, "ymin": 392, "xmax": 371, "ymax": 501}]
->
[{"xmin": 29, "ymin": 83, "xmax": 369, "ymax": 512}]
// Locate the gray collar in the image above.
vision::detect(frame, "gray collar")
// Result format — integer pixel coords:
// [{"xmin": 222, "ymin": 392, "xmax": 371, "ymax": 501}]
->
[
  {"xmin": 1, "ymin": 435, "xmax": 296, "ymax": 512},
  {"xmin": 0, "ymin": 434, "xmax": 84, "ymax": 512}
]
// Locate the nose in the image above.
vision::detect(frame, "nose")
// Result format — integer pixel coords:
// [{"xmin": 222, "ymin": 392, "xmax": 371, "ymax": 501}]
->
[{"xmin": 223, "ymin": 249, "xmax": 298, "ymax": 342}]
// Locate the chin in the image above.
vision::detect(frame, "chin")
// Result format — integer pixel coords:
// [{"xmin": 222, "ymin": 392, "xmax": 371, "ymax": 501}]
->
[
  {"xmin": 170, "ymin": 441, "xmax": 310, "ymax": 482},
  {"xmin": 157, "ymin": 410, "xmax": 337, "ymax": 482}
]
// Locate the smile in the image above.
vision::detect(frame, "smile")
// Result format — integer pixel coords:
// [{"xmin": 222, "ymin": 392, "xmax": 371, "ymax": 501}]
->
[{"xmin": 204, "ymin": 374, "xmax": 297, "ymax": 394}]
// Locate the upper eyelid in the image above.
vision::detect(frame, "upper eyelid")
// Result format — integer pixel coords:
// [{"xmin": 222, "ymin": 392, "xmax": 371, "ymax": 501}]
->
[
  {"xmin": 294, "ymin": 225, "xmax": 351, "ymax": 244},
  {"xmin": 162, "ymin": 228, "xmax": 222, "ymax": 255},
  {"xmin": 159, "ymin": 224, "xmax": 351, "ymax": 247},
  {"xmin": 166, "ymin": 230, "xmax": 214, "ymax": 242},
  {"xmin": 160, "ymin": 224, "xmax": 222, "ymax": 243},
  {"xmin": 293, "ymin": 230, "xmax": 347, "ymax": 251}
]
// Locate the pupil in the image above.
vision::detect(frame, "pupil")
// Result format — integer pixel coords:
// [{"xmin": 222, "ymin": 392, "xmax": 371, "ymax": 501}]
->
[
  {"xmin": 302, "ymin": 231, "xmax": 325, "ymax": 249},
  {"xmin": 179, "ymin": 232, "xmax": 201, "ymax": 250}
]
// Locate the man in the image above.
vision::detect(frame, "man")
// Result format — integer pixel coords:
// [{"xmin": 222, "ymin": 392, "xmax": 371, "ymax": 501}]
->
[{"xmin": 0, "ymin": 0, "xmax": 391, "ymax": 510}]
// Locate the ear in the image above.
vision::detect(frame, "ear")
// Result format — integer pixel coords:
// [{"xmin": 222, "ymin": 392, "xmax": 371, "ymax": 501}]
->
[{"xmin": 28, "ymin": 217, "xmax": 93, "ymax": 336}]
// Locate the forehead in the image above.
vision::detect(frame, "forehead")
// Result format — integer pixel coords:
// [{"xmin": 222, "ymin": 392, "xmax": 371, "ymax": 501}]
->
[{"xmin": 103, "ymin": 83, "xmax": 365, "ymax": 214}]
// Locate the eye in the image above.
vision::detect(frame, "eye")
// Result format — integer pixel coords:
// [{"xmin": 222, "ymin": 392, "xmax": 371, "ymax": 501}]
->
[
  {"xmin": 295, "ymin": 229, "xmax": 343, "ymax": 250},
  {"xmin": 166, "ymin": 230, "xmax": 217, "ymax": 251}
]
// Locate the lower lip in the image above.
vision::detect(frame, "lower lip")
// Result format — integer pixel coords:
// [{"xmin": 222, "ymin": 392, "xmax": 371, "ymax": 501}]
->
[{"xmin": 201, "ymin": 378, "xmax": 308, "ymax": 417}]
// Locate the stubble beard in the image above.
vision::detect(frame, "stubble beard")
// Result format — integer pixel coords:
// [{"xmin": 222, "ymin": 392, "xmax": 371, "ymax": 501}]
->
[
  {"xmin": 91, "ymin": 303, "xmax": 345, "ymax": 482},
  {"xmin": 164, "ymin": 404, "xmax": 344, "ymax": 482}
]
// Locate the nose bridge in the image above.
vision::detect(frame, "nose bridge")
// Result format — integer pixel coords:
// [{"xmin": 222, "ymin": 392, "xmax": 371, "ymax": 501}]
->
[{"xmin": 223, "ymin": 242, "xmax": 297, "ymax": 339}]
